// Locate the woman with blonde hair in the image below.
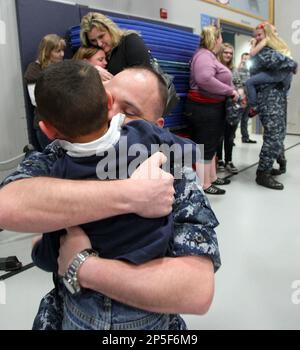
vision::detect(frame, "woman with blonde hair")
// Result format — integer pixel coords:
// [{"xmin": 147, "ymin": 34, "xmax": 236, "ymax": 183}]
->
[
  {"xmin": 251, "ymin": 22, "xmax": 291, "ymax": 57},
  {"xmin": 246, "ymin": 22, "xmax": 296, "ymax": 116},
  {"xmin": 24, "ymin": 34, "xmax": 66, "ymax": 149},
  {"xmin": 184, "ymin": 26, "xmax": 239, "ymax": 195},
  {"xmin": 216, "ymin": 43, "xmax": 243, "ymax": 174},
  {"xmin": 80, "ymin": 12, "xmax": 151, "ymax": 81}
]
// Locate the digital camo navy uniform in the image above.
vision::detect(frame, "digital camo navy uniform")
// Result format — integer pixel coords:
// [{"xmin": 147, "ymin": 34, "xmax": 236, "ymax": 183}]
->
[
  {"xmin": 173, "ymin": 167, "xmax": 220, "ymax": 271},
  {"xmin": 2, "ymin": 142, "xmax": 221, "ymax": 271},
  {"xmin": 251, "ymin": 47, "xmax": 297, "ymax": 173},
  {"xmin": 2, "ymin": 142, "xmax": 221, "ymax": 330}
]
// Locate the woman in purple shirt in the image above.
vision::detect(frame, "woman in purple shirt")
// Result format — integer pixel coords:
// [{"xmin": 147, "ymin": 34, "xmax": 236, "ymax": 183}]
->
[{"xmin": 184, "ymin": 26, "xmax": 239, "ymax": 195}]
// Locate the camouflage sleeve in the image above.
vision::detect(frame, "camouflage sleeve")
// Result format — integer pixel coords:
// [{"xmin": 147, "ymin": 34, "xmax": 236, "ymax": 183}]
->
[
  {"xmin": 232, "ymin": 68, "xmax": 243, "ymax": 89},
  {"xmin": 1, "ymin": 142, "xmax": 63, "ymax": 187},
  {"xmin": 172, "ymin": 168, "xmax": 221, "ymax": 272},
  {"xmin": 254, "ymin": 47, "xmax": 297, "ymax": 73}
]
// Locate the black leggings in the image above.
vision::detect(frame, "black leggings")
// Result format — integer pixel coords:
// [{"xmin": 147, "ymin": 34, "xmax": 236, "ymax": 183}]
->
[
  {"xmin": 217, "ymin": 121, "xmax": 238, "ymax": 163},
  {"xmin": 184, "ymin": 100, "xmax": 225, "ymax": 161}
]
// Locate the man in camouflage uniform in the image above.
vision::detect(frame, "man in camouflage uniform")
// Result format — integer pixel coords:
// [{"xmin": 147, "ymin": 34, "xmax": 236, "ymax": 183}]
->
[
  {"xmin": 250, "ymin": 46, "xmax": 297, "ymax": 190},
  {"xmin": 2, "ymin": 142, "xmax": 220, "ymax": 328},
  {"xmin": 1, "ymin": 142, "xmax": 220, "ymax": 330},
  {"xmin": 0, "ymin": 66, "xmax": 220, "ymax": 329},
  {"xmin": 237, "ymin": 53, "xmax": 257, "ymax": 144}
]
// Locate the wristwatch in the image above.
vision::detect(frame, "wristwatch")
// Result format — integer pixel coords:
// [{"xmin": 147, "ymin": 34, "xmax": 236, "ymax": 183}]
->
[{"xmin": 63, "ymin": 248, "xmax": 99, "ymax": 295}]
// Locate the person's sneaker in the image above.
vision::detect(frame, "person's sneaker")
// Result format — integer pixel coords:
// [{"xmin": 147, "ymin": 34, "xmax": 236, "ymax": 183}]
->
[
  {"xmin": 226, "ymin": 162, "xmax": 239, "ymax": 174},
  {"xmin": 217, "ymin": 160, "xmax": 225, "ymax": 172},
  {"xmin": 204, "ymin": 185, "xmax": 226, "ymax": 195},
  {"xmin": 242, "ymin": 139, "xmax": 257, "ymax": 144},
  {"xmin": 249, "ymin": 107, "xmax": 258, "ymax": 118},
  {"xmin": 212, "ymin": 177, "xmax": 231, "ymax": 186},
  {"xmin": 256, "ymin": 171, "xmax": 284, "ymax": 190}
]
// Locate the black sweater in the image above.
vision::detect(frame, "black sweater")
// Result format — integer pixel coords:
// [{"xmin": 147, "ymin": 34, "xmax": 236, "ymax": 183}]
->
[{"xmin": 107, "ymin": 33, "xmax": 151, "ymax": 75}]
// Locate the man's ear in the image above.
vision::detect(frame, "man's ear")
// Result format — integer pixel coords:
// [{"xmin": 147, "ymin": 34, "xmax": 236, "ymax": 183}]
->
[
  {"xmin": 106, "ymin": 91, "xmax": 113, "ymax": 110},
  {"xmin": 156, "ymin": 117, "xmax": 165, "ymax": 128},
  {"xmin": 38, "ymin": 120, "xmax": 60, "ymax": 140}
]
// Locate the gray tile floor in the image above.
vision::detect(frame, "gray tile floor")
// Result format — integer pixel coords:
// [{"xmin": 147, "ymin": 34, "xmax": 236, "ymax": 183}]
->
[{"xmin": 0, "ymin": 133, "xmax": 300, "ymax": 330}]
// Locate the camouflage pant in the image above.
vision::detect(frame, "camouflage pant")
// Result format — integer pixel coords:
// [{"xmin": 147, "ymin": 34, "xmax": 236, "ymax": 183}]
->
[{"xmin": 257, "ymin": 87, "xmax": 287, "ymax": 172}]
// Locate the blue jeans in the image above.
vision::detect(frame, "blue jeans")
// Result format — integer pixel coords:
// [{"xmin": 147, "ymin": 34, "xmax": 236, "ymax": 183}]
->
[
  {"xmin": 62, "ymin": 288, "xmax": 170, "ymax": 330},
  {"xmin": 246, "ymin": 71, "xmax": 292, "ymax": 107},
  {"xmin": 32, "ymin": 285, "xmax": 187, "ymax": 330}
]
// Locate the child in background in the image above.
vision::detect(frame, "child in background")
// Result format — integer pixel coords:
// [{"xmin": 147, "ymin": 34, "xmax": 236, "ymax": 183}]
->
[{"xmin": 246, "ymin": 22, "xmax": 296, "ymax": 117}]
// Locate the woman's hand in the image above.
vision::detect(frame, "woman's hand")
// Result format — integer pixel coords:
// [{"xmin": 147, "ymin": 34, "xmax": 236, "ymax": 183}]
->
[
  {"xmin": 237, "ymin": 88, "xmax": 247, "ymax": 108},
  {"xmin": 95, "ymin": 65, "xmax": 114, "ymax": 81},
  {"xmin": 58, "ymin": 226, "xmax": 92, "ymax": 276},
  {"xmin": 231, "ymin": 90, "xmax": 240, "ymax": 103},
  {"xmin": 250, "ymin": 38, "xmax": 257, "ymax": 47}
]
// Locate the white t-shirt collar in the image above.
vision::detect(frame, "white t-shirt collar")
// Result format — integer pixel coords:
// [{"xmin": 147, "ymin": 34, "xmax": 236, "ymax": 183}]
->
[{"xmin": 58, "ymin": 113, "xmax": 125, "ymax": 158}]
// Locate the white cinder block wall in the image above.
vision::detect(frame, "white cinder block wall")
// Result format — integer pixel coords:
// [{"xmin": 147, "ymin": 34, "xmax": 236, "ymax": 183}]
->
[
  {"xmin": 69, "ymin": 0, "xmax": 261, "ymax": 34},
  {"xmin": 0, "ymin": 0, "xmax": 28, "ymax": 171},
  {"xmin": 274, "ymin": 0, "xmax": 300, "ymax": 134}
]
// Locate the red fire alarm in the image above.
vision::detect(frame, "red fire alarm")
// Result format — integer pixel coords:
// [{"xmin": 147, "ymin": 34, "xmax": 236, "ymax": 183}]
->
[{"xmin": 160, "ymin": 8, "xmax": 168, "ymax": 19}]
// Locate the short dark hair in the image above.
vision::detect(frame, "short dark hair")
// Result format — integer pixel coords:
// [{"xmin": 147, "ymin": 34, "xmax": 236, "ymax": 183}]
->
[
  {"xmin": 148, "ymin": 67, "xmax": 168, "ymax": 117},
  {"xmin": 241, "ymin": 52, "xmax": 250, "ymax": 58},
  {"xmin": 35, "ymin": 60, "xmax": 108, "ymax": 139}
]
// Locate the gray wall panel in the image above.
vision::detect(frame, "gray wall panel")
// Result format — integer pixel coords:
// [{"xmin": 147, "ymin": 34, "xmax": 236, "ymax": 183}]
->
[
  {"xmin": 0, "ymin": 0, "xmax": 27, "ymax": 179},
  {"xmin": 275, "ymin": 0, "xmax": 300, "ymax": 134}
]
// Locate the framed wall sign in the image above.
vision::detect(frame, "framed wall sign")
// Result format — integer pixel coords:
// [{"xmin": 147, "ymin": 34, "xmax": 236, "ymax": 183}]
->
[{"xmin": 200, "ymin": 0, "xmax": 274, "ymax": 23}]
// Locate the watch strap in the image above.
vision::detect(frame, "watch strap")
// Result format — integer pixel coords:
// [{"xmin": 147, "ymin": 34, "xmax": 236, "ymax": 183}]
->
[{"xmin": 63, "ymin": 248, "xmax": 99, "ymax": 295}]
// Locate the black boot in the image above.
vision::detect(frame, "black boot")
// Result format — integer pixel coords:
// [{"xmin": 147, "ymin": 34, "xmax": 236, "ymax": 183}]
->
[
  {"xmin": 278, "ymin": 158, "xmax": 287, "ymax": 173},
  {"xmin": 256, "ymin": 171, "xmax": 284, "ymax": 190},
  {"xmin": 271, "ymin": 159, "xmax": 287, "ymax": 176}
]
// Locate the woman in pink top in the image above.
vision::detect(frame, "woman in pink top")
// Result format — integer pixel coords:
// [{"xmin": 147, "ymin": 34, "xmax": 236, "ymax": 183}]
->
[{"xmin": 184, "ymin": 26, "xmax": 239, "ymax": 195}]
